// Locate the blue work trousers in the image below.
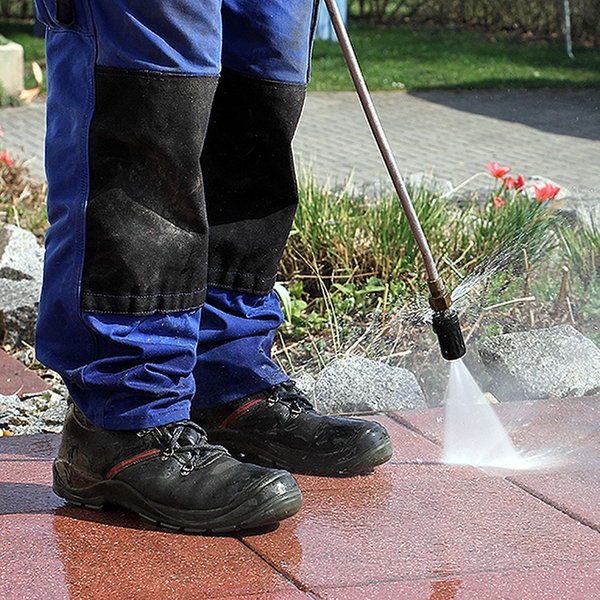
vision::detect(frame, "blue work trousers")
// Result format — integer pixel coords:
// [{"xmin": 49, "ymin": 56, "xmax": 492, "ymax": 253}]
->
[{"xmin": 34, "ymin": 0, "xmax": 317, "ymax": 428}]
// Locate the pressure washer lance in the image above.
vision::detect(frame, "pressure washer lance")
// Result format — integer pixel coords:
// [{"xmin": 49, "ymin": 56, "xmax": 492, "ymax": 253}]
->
[{"xmin": 322, "ymin": 0, "xmax": 466, "ymax": 361}]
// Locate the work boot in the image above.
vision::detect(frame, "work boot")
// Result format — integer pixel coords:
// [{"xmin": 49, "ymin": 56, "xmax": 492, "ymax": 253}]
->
[
  {"xmin": 53, "ymin": 402, "xmax": 303, "ymax": 533},
  {"xmin": 191, "ymin": 381, "xmax": 393, "ymax": 476}
]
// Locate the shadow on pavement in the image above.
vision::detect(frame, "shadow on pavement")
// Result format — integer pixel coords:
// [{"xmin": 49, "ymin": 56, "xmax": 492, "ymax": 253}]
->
[{"xmin": 409, "ymin": 88, "xmax": 600, "ymax": 141}]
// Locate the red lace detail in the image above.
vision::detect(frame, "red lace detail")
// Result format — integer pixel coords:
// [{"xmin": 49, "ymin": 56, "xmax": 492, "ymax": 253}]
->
[
  {"xmin": 106, "ymin": 448, "xmax": 161, "ymax": 479},
  {"xmin": 221, "ymin": 397, "xmax": 265, "ymax": 428}
]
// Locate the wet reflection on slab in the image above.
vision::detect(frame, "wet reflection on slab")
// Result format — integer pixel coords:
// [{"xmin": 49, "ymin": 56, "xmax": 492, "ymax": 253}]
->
[
  {"xmin": 245, "ymin": 463, "xmax": 600, "ymax": 590},
  {"xmin": 393, "ymin": 397, "xmax": 600, "ymax": 528},
  {"xmin": 1, "ymin": 403, "xmax": 600, "ymax": 598},
  {"xmin": 0, "ymin": 434, "xmax": 308, "ymax": 599}
]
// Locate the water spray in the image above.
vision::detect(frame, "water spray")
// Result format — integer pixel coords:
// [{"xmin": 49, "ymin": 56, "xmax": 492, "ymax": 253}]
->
[{"xmin": 323, "ymin": 0, "xmax": 466, "ymax": 361}]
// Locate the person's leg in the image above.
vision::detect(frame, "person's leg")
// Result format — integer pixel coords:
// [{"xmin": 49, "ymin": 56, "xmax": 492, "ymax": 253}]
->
[
  {"xmin": 193, "ymin": 288, "xmax": 287, "ymax": 407},
  {"xmin": 36, "ymin": 0, "xmax": 220, "ymax": 428},
  {"xmin": 191, "ymin": 0, "xmax": 392, "ymax": 476},
  {"xmin": 191, "ymin": 0, "xmax": 315, "ymax": 410},
  {"xmin": 36, "ymin": 0, "xmax": 302, "ymax": 531}
]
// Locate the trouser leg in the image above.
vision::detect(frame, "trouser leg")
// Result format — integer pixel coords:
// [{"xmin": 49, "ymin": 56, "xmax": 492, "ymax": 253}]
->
[
  {"xmin": 191, "ymin": 0, "xmax": 318, "ymax": 409},
  {"xmin": 35, "ymin": 0, "xmax": 220, "ymax": 428},
  {"xmin": 193, "ymin": 288, "xmax": 286, "ymax": 408}
]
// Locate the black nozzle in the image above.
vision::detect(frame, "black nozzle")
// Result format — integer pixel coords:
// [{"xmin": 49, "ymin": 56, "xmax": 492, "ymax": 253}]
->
[{"xmin": 431, "ymin": 308, "xmax": 466, "ymax": 361}]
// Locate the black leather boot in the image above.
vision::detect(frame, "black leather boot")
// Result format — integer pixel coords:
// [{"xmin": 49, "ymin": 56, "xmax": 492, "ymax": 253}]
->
[
  {"xmin": 192, "ymin": 381, "xmax": 393, "ymax": 477},
  {"xmin": 53, "ymin": 402, "xmax": 303, "ymax": 533}
]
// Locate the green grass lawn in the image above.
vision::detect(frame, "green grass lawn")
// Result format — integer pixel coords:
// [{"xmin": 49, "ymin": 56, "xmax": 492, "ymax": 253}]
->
[
  {"xmin": 310, "ymin": 21, "xmax": 600, "ymax": 91},
  {"xmin": 1, "ymin": 18, "xmax": 599, "ymax": 93}
]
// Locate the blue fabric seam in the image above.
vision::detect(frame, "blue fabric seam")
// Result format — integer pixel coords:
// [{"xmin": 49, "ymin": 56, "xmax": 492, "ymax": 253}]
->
[
  {"xmin": 82, "ymin": 304, "xmax": 204, "ymax": 316},
  {"xmin": 207, "ymin": 267, "xmax": 276, "ymax": 281},
  {"xmin": 82, "ymin": 287, "xmax": 207, "ymax": 299}
]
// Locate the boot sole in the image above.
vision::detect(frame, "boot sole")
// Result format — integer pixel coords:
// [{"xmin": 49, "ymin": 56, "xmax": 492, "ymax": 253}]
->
[
  {"xmin": 207, "ymin": 428, "xmax": 393, "ymax": 477},
  {"xmin": 53, "ymin": 461, "xmax": 303, "ymax": 534}
]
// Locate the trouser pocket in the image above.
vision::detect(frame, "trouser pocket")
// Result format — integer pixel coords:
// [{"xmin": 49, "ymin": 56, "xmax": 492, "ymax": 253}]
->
[
  {"xmin": 56, "ymin": 0, "xmax": 73, "ymax": 24},
  {"xmin": 34, "ymin": 0, "xmax": 88, "ymax": 31}
]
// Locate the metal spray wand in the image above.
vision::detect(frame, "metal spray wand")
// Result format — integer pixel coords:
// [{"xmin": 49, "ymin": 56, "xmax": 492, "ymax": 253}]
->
[{"xmin": 322, "ymin": 0, "xmax": 466, "ymax": 360}]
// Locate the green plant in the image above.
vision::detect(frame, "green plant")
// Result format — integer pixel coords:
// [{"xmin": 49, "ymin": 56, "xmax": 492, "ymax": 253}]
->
[
  {"xmin": 0, "ymin": 131, "xmax": 47, "ymax": 236},
  {"xmin": 482, "ymin": 322, "xmax": 503, "ymax": 338},
  {"xmin": 282, "ymin": 177, "xmax": 453, "ymax": 299},
  {"xmin": 348, "ymin": 0, "xmax": 600, "ymax": 46},
  {"xmin": 467, "ymin": 163, "xmax": 561, "ymax": 270},
  {"xmin": 331, "ymin": 276, "xmax": 386, "ymax": 312},
  {"xmin": 557, "ymin": 218, "xmax": 600, "ymax": 284},
  {"xmin": 276, "ymin": 161, "xmax": 600, "ymax": 366},
  {"xmin": 0, "ymin": 1, "xmax": 33, "ymax": 19},
  {"xmin": 350, "ymin": 0, "xmax": 417, "ymax": 22},
  {"xmin": 274, "ymin": 281, "xmax": 329, "ymax": 336}
]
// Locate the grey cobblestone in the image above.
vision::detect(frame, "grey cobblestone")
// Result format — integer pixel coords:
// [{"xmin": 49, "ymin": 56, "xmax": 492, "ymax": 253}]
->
[
  {"xmin": 0, "ymin": 88, "xmax": 598, "ymax": 208},
  {"xmin": 294, "ymin": 88, "xmax": 600, "ymax": 213},
  {"xmin": 0, "ymin": 100, "xmax": 45, "ymax": 179}
]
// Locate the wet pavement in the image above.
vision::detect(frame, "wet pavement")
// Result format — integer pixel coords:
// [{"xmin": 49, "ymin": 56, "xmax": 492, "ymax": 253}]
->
[{"xmin": 2, "ymin": 402, "xmax": 600, "ymax": 599}]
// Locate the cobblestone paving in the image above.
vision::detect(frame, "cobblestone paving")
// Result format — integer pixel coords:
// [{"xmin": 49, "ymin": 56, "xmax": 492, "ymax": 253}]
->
[{"xmin": 1, "ymin": 88, "xmax": 598, "ymax": 207}]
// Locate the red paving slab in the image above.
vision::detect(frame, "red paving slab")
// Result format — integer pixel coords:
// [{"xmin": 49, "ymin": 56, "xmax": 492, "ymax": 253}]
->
[
  {"xmin": 505, "ymin": 398, "xmax": 600, "ymax": 532},
  {"xmin": 2, "ymin": 403, "xmax": 600, "ymax": 599},
  {"xmin": 315, "ymin": 563, "xmax": 600, "ymax": 600},
  {"xmin": 393, "ymin": 396, "xmax": 600, "ymax": 450},
  {"xmin": 246, "ymin": 464, "xmax": 600, "ymax": 590},
  {"xmin": 0, "ymin": 348, "xmax": 50, "ymax": 396},
  {"xmin": 392, "ymin": 397, "xmax": 600, "ymax": 530},
  {"xmin": 0, "ymin": 435, "xmax": 311, "ymax": 599},
  {"xmin": 295, "ymin": 416, "xmax": 442, "ymax": 494}
]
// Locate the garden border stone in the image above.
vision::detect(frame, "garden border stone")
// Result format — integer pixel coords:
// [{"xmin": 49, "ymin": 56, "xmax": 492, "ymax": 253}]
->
[
  {"xmin": 477, "ymin": 325, "xmax": 600, "ymax": 401},
  {"xmin": 0, "ymin": 225, "xmax": 44, "ymax": 347},
  {"xmin": 314, "ymin": 356, "xmax": 427, "ymax": 414}
]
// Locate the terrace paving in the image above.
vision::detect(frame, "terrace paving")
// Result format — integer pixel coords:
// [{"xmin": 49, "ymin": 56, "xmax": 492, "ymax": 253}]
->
[
  {"xmin": 295, "ymin": 88, "xmax": 600, "ymax": 208},
  {"xmin": 2, "ymin": 403, "xmax": 600, "ymax": 599}
]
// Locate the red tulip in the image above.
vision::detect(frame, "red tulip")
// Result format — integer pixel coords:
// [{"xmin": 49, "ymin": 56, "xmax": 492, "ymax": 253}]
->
[
  {"xmin": 485, "ymin": 162, "xmax": 511, "ymax": 179},
  {"xmin": 0, "ymin": 150, "xmax": 14, "ymax": 166},
  {"xmin": 533, "ymin": 183, "xmax": 560, "ymax": 202},
  {"xmin": 505, "ymin": 174, "xmax": 525, "ymax": 191},
  {"xmin": 493, "ymin": 195, "xmax": 506, "ymax": 209}
]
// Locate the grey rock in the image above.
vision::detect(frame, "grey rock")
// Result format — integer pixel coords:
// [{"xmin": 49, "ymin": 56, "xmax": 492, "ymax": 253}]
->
[
  {"xmin": 0, "ymin": 278, "xmax": 40, "ymax": 346},
  {"xmin": 0, "ymin": 226, "xmax": 44, "ymax": 347},
  {"xmin": 0, "ymin": 390, "xmax": 67, "ymax": 434},
  {"xmin": 0, "ymin": 394, "xmax": 26, "ymax": 427},
  {"xmin": 290, "ymin": 371, "xmax": 316, "ymax": 402},
  {"xmin": 478, "ymin": 325, "xmax": 600, "ymax": 401},
  {"xmin": 557, "ymin": 197, "xmax": 600, "ymax": 229},
  {"xmin": 0, "ymin": 224, "xmax": 44, "ymax": 281},
  {"xmin": 9, "ymin": 347, "xmax": 35, "ymax": 367},
  {"xmin": 406, "ymin": 172, "xmax": 454, "ymax": 197},
  {"xmin": 35, "ymin": 403, "xmax": 67, "ymax": 432},
  {"xmin": 314, "ymin": 356, "xmax": 426, "ymax": 415}
]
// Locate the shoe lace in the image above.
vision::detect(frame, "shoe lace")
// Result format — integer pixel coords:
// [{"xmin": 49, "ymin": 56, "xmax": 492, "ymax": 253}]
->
[
  {"xmin": 266, "ymin": 381, "xmax": 315, "ymax": 418},
  {"xmin": 138, "ymin": 421, "xmax": 227, "ymax": 476}
]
